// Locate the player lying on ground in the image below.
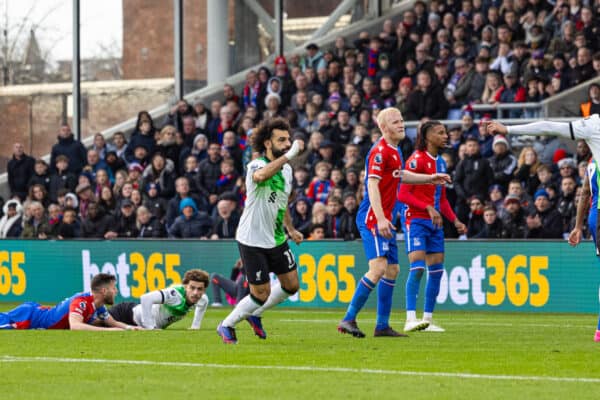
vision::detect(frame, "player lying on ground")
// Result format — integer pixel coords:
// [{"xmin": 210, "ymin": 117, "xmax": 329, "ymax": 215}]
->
[
  {"xmin": 0, "ymin": 273, "xmax": 138, "ymax": 330},
  {"xmin": 487, "ymin": 114, "xmax": 600, "ymax": 342},
  {"xmin": 109, "ymin": 269, "xmax": 209, "ymax": 329}
]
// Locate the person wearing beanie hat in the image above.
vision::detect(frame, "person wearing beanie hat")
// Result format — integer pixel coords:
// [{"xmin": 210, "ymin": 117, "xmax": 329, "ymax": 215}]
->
[
  {"xmin": 490, "ymin": 135, "xmax": 517, "ymax": 191},
  {"xmin": 169, "ymin": 197, "xmax": 212, "ymax": 239},
  {"xmin": 524, "ymin": 187, "xmax": 563, "ymax": 239}
]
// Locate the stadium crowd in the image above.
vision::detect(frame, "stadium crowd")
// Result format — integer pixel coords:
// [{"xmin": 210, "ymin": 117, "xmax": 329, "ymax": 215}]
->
[{"xmin": 4, "ymin": 0, "xmax": 600, "ymax": 241}]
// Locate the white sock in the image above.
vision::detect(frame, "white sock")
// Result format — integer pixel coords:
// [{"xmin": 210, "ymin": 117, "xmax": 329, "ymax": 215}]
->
[
  {"xmin": 222, "ymin": 295, "xmax": 261, "ymax": 327},
  {"xmin": 406, "ymin": 310, "xmax": 417, "ymax": 321},
  {"xmin": 423, "ymin": 312, "xmax": 433, "ymax": 321},
  {"xmin": 252, "ymin": 282, "xmax": 290, "ymax": 317}
]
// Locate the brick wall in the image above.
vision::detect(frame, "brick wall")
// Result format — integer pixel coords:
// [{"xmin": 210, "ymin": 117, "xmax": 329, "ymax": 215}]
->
[{"xmin": 0, "ymin": 81, "xmax": 173, "ymax": 173}]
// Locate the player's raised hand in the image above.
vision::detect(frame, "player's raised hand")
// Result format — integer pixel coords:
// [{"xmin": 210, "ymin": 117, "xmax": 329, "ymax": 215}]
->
[
  {"xmin": 377, "ymin": 218, "xmax": 396, "ymax": 239},
  {"xmin": 568, "ymin": 227, "xmax": 582, "ymax": 247},
  {"xmin": 430, "ymin": 173, "xmax": 452, "ymax": 185},
  {"xmin": 288, "ymin": 228, "xmax": 304, "ymax": 245},
  {"xmin": 486, "ymin": 121, "xmax": 508, "ymax": 135},
  {"xmin": 454, "ymin": 219, "xmax": 467, "ymax": 235},
  {"xmin": 426, "ymin": 206, "xmax": 443, "ymax": 228},
  {"xmin": 284, "ymin": 140, "xmax": 304, "ymax": 160}
]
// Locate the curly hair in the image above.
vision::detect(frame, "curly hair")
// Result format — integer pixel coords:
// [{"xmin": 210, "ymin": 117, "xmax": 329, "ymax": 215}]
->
[
  {"xmin": 183, "ymin": 269, "xmax": 210, "ymax": 287},
  {"xmin": 250, "ymin": 117, "xmax": 291, "ymax": 154},
  {"xmin": 416, "ymin": 120, "xmax": 443, "ymax": 151}
]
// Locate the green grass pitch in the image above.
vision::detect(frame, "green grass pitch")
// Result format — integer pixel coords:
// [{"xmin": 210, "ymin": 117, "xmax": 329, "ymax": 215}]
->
[{"xmin": 1, "ymin": 306, "xmax": 599, "ymax": 399}]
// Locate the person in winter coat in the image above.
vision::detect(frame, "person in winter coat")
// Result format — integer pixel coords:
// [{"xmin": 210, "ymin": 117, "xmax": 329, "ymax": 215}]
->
[
  {"xmin": 0, "ymin": 199, "xmax": 23, "ymax": 238},
  {"xmin": 489, "ymin": 135, "xmax": 518, "ymax": 192},
  {"xmin": 20, "ymin": 201, "xmax": 51, "ymax": 239},
  {"xmin": 474, "ymin": 205, "xmax": 508, "ymax": 238},
  {"xmin": 142, "ymin": 153, "xmax": 176, "ymax": 200},
  {"xmin": 136, "ymin": 205, "xmax": 166, "ymax": 238},
  {"xmin": 525, "ymin": 190, "xmax": 563, "ymax": 239},
  {"xmin": 50, "ymin": 123, "xmax": 87, "ymax": 174},
  {"xmin": 404, "ymin": 70, "xmax": 449, "ymax": 121},
  {"xmin": 7, "ymin": 143, "xmax": 35, "ymax": 200},
  {"xmin": 169, "ymin": 198, "xmax": 213, "ymax": 239},
  {"xmin": 80, "ymin": 202, "xmax": 114, "ymax": 238},
  {"xmin": 105, "ymin": 199, "xmax": 139, "ymax": 239}
]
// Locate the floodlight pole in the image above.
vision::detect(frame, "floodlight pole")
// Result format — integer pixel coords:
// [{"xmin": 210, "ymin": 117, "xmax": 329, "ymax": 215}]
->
[
  {"xmin": 72, "ymin": 0, "xmax": 81, "ymax": 140},
  {"xmin": 174, "ymin": 0, "xmax": 184, "ymax": 99}
]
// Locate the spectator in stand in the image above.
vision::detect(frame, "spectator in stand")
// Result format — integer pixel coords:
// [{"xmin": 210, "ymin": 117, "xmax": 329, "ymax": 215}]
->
[
  {"xmin": 143, "ymin": 182, "xmax": 168, "ymax": 222},
  {"xmin": 323, "ymin": 195, "xmax": 344, "ymax": 239},
  {"xmin": 157, "ymin": 125, "xmax": 182, "ymax": 171},
  {"xmin": 498, "ymin": 71, "xmax": 526, "ymax": 118},
  {"xmin": 290, "ymin": 195, "xmax": 312, "ymax": 236},
  {"xmin": 164, "ymin": 99, "xmax": 193, "ymax": 133},
  {"xmin": 21, "ymin": 201, "xmax": 50, "ymax": 239},
  {"xmin": 105, "ymin": 199, "xmax": 139, "ymax": 239},
  {"xmin": 7, "ymin": 143, "xmax": 35, "ymax": 200},
  {"xmin": 56, "ymin": 207, "xmax": 80, "ymax": 239},
  {"xmin": 28, "ymin": 184, "xmax": 49, "ymax": 208},
  {"xmin": 125, "ymin": 116, "xmax": 156, "ymax": 163},
  {"xmin": 142, "ymin": 153, "xmax": 176, "ymax": 200},
  {"xmin": 572, "ymin": 47, "xmax": 595, "ymax": 85},
  {"xmin": 197, "ymin": 142, "xmax": 223, "ymax": 212},
  {"xmin": 28, "ymin": 159, "xmax": 51, "ymax": 192},
  {"xmin": 80, "ymin": 202, "xmax": 114, "ymax": 238},
  {"xmin": 454, "ymin": 136, "xmax": 494, "ymax": 221},
  {"xmin": 166, "ymin": 177, "xmax": 203, "ymax": 232},
  {"xmin": 50, "ymin": 123, "xmax": 87, "ymax": 174},
  {"xmin": 215, "ymin": 159, "xmax": 239, "ymax": 196},
  {"xmin": 92, "ymin": 133, "xmax": 114, "ymax": 162},
  {"xmin": 474, "ymin": 205, "xmax": 507, "ymax": 239},
  {"xmin": 48, "ymin": 155, "xmax": 77, "ymax": 203},
  {"xmin": 307, "ymin": 161, "xmax": 334, "ymax": 204},
  {"xmin": 480, "ymin": 71, "xmax": 504, "ymax": 106},
  {"xmin": 111, "ymin": 131, "xmax": 128, "ymax": 160},
  {"xmin": 98, "ymin": 186, "xmax": 117, "ymax": 214},
  {"xmin": 526, "ymin": 189, "xmax": 563, "ymax": 239},
  {"xmin": 576, "ymin": 139, "xmax": 592, "ymax": 164},
  {"xmin": 445, "ymin": 57, "xmax": 475, "ymax": 119},
  {"xmin": 75, "ymin": 183, "xmax": 95, "ymax": 219},
  {"xmin": 557, "ymin": 175, "xmax": 577, "ymax": 235},
  {"xmin": 136, "ymin": 205, "xmax": 166, "ymax": 238},
  {"xmin": 221, "ymin": 130, "xmax": 244, "ymax": 174},
  {"xmin": 466, "ymin": 195, "xmax": 485, "ymax": 238},
  {"xmin": 307, "ymin": 223, "xmax": 327, "ymax": 240},
  {"xmin": 210, "ymin": 197, "xmax": 240, "ymax": 239},
  {"xmin": 501, "ymin": 193, "xmax": 526, "ymax": 238},
  {"xmin": 46, "ymin": 203, "xmax": 62, "ymax": 239},
  {"xmin": 580, "ymin": 82, "xmax": 600, "ymax": 117},
  {"xmin": 405, "ymin": 69, "xmax": 449, "ymax": 122},
  {"xmin": 0, "ymin": 199, "xmax": 23, "ymax": 238},
  {"xmin": 169, "ymin": 197, "xmax": 213, "ymax": 239},
  {"xmin": 515, "ymin": 146, "xmax": 542, "ymax": 196},
  {"xmin": 338, "ymin": 191, "xmax": 359, "ymax": 241},
  {"xmin": 489, "ymin": 135, "xmax": 518, "ymax": 192},
  {"xmin": 93, "ymin": 169, "xmax": 111, "ymax": 199},
  {"xmin": 557, "ymin": 157, "xmax": 579, "ymax": 184}
]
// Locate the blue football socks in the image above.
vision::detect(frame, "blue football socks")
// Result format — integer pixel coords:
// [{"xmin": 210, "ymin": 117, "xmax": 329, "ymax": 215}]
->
[
  {"xmin": 343, "ymin": 275, "xmax": 375, "ymax": 321},
  {"xmin": 425, "ymin": 263, "xmax": 444, "ymax": 313},
  {"xmin": 406, "ymin": 260, "xmax": 426, "ymax": 311},
  {"xmin": 376, "ymin": 278, "xmax": 396, "ymax": 330}
]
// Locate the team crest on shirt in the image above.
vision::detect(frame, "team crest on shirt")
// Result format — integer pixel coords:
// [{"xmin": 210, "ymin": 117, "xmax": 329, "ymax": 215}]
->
[
  {"xmin": 79, "ymin": 301, "xmax": 86, "ymax": 310},
  {"xmin": 374, "ymin": 153, "xmax": 383, "ymax": 164},
  {"xmin": 409, "ymin": 159, "xmax": 417, "ymax": 169}
]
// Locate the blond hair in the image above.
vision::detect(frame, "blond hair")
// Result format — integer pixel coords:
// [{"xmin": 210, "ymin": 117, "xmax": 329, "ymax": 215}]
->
[{"xmin": 376, "ymin": 107, "xmax": 401, "ymax": 133}]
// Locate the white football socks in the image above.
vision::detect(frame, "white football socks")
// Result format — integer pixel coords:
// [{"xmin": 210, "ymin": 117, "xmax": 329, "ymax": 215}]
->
[
  {"xmin": 222, "ymin": 295, "xmax": 261, "ymax": 327},
  {"xmin": 252, "ymin": 282, "xmax": 290, "ymax": 317}
]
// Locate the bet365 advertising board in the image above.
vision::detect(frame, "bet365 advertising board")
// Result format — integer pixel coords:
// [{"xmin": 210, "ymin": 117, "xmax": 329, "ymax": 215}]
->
[{"xmin": 0, "ymin": 240, "xmax": 598, "ymax": 313}]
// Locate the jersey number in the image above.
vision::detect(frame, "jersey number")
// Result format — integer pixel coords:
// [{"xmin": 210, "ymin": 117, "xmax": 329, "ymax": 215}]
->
[{"xmin": 268, "ymin": 191, "xmax": 277, "ymax": 203}]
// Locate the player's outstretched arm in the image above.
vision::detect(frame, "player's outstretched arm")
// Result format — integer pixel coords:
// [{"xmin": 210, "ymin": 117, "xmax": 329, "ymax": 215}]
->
[
  {"xmin": 68, "ymin": 313, "xmax": 124, "ymax": 331},
  {"xmin": 190, "ymin": 294, "xmax": 209, "ymax": 330},
  {"xmin": 487, "ymin": 120, "xmax": 573, "ymax": 139},
  {"xmin": 140, "ymin": 291, "xmax": 164, "ymax": 329},
  {"xmin": 402, "ymin": 170, "xmax": 452, "ymax": 185},
  {"xmin": 568, "ymin": 175, "xmax": 591, "ymax": 247},
  {"xmin": 104, "ymin": 314, "xmax": 141, "ymax": 330}
]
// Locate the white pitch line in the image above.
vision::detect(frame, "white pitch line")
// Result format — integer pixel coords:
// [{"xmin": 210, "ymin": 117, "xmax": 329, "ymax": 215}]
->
[
  {"xmin": 1, "ymin": 356, "xmax": 599, "ymax": 384},
  {"xmin": 277, "ymin": 319, "xmax": 591, "ymax": 328}
]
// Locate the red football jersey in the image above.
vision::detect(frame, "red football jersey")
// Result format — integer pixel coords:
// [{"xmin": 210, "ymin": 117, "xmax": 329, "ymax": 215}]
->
[
  {"xmin": 397, "ymin": 150, "xmax": 456, "ymax": 225},
  {"xmin": 358, "ymin": 137, "xmax": 403, "ymax": 230}
]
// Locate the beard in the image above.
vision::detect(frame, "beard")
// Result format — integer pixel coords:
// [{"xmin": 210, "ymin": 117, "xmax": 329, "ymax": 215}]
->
[
  {"xmin": 271, "ymin": 147, "xmax": 288, "ymax": 159},
  {"xmin": 104, "ymin": 294, "xmax": 115, "ymax": 305}
]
